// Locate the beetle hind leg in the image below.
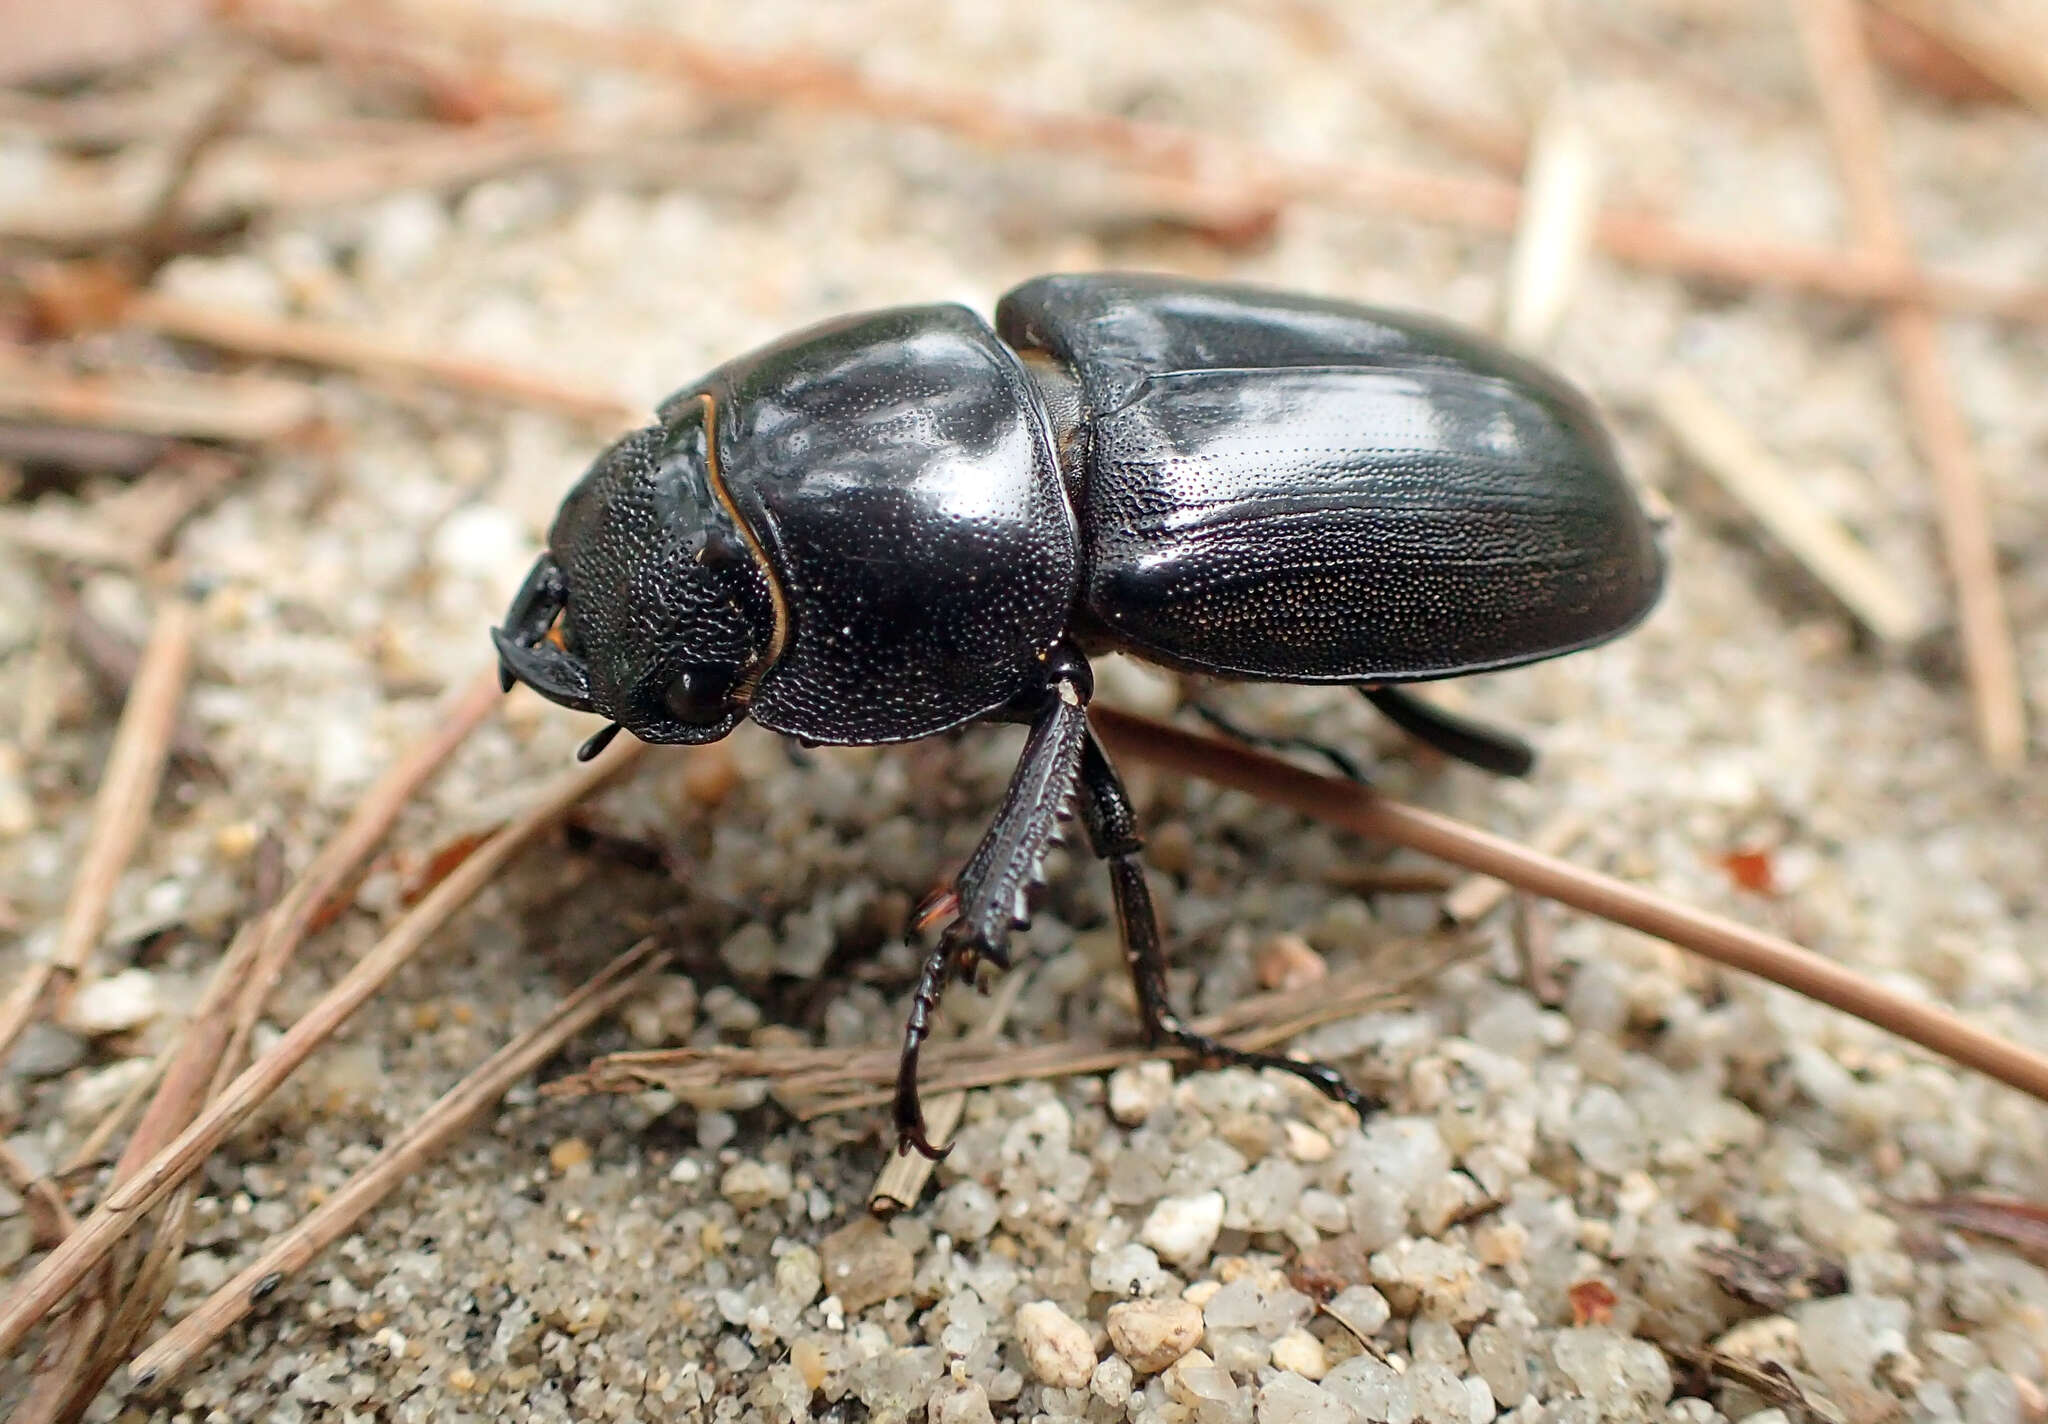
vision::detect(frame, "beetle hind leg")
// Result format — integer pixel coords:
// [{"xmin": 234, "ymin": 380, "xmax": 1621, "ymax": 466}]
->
[
  {"xmin": 1189, "ymin": 699, "xmax": 1369, "ymax": 783},
  {"xmin": 1360, "ymin": 686, "xmax": 1535, "ymax": 778},
  {"xmin": 1076, "ymin": 731, "xmax": 1382, "ymax": 1121}
]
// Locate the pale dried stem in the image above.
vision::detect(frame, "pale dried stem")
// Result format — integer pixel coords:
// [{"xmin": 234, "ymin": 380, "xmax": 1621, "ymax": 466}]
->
[
  {"xmin": 549, "ymin": 940, "xmax": 1461, "ymax": 1118},
  {"xmin": 1090, "ymin": 707, "xmax": 2048, "ymax": 1105},
  {"xmin": 0, "ymin": 599, "xmax": 194, "ymax": 1068},
  {"xmin": 1502, "ymin": 99, "xmax": 1602, "ymax": 351},
  {"xmin": 127, "ymin": 939, "xmax": 672, "ymax": 1388},
  {"xmin": 0, "ymin": 731, "xmax": 647, "ymax": 1357},
  {"xmin": 360, "ymin": 0, "xmax": 2048, "ymax": 323},
  {"xmin": 1653, "ymin": 371, "xmax": 1932, "ymax": 647},
  {"xmin": 1793, "ymin": 0, "xmax": 2028, "ymax": 767}
]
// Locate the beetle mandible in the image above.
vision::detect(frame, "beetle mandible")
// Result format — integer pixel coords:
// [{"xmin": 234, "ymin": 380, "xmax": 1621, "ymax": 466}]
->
[{"xmin": 493, "ymin": 273, "xmax": 1665, "ymax": 1159}]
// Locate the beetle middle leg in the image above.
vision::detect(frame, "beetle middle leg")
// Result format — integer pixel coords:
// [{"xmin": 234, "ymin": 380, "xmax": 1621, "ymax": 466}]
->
[
  {"xmin": 894, "ymin": 642, "xmax": 1094, "ymax": 1159},
  {"xmin": 1075, "ymin": 731, "xmax": 1382, "ymax": 1120}
]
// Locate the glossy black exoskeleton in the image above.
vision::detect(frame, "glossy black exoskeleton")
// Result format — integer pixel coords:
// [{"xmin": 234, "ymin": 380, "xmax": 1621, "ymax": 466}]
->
[{"xmin": 494, "ymin": 273, "xmax": 1665, "ymax": 1158}]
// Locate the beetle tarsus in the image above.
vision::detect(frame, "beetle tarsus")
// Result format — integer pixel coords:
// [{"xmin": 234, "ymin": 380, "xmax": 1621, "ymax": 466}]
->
[
  {"xmin": 894, "ymin": 939, "xmax": 970, "ymax": 1159},
  {"xmin": 1077, "ymin": 729, "xmax": 1383, "ymax": 1121}
]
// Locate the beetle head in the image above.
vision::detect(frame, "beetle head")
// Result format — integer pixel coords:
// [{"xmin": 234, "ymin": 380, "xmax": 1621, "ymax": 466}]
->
[{"xmin": 492, "ymin": 401, "xmax": 781, "ymax": 756}]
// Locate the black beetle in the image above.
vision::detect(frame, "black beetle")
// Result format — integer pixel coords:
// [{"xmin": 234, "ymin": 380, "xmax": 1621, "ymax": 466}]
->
[{"xmin": 494, "ymin": 273, "xmax": 1664, "ymax": 1158}]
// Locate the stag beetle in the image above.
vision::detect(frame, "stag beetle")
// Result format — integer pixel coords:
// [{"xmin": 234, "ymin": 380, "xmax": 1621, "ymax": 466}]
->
[{"xmin": 494, "ymin": 273, "xmax": 1664, "ymax": 1158}]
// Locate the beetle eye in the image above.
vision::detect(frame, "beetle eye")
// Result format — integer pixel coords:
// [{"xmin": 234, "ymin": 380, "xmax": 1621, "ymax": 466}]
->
[{"xmin": 662, "ymin": 663, "xmax": 737, "ymax": 726}]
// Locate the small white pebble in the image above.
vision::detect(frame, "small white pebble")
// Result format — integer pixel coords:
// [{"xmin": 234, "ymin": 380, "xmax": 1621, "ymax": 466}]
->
[
  {"xmin": 64, "ymin": 969, "xmax": 161, "ymax": 1035},
  {"xmin": 1271, "ymin": 1328, "xmax": 1329, "ymax": 1380},
  {"xmin": 61, "ymin": 1058, "xmax": 155, "ymax": 1128},
  {"xmin": 719, "ymin": 1160, "xmax": 789, "ymax": 1210},
  {"xmin": 1258, "ymin": 1369, "xmax": 1350, "ymax": 1423},
  {"xmin": 1255, "ymin": 932, "xmax": 1327, "ymax": 991},
  {"xmin": 926, "ymin": 1376, "xmax": 996, "ymax": 1424},
  {"xmin": 1471, "ymin": 1219, "xmax": 1528, "ymax": 1267},
  {"xmin": 1164, "ymin": 1348, "xmax": 1230, "ymax": 1408},
  {"xmin": 1107, "ymin": 1296, "xmax": 1204, "ymax": 1374},
  {"xmin": 1140, "ymin": 1190, "xmax": 1225, "ymax": 1266},
  {"xmin": 1090, "ymin": 1241, "xmax": 1170, "ymax": 1298},
  {"xmin": 1713, "ymin": 1315, "xmax": 1801, "ymax": 1363},
  {"xmin": 774, "ymin": 1245, "xmax": 822, "ymax": 1305},
  {"xmin": 1091, "ymin": 1356, "xmax": 1135, "ymax": 1409},
  {"xmin": 1108, "ymin": 1060, "xmax": 1175, "ymax": 1125},
  {"xmin": 431, "ymin": 503, "xmax": 524, "ymax": 581},
  {"xmin": 1616, "ymin": 1169, "xmax": 1660, "ymax": 1215},
  {"xmin": 1014, "ymin": 1300, "xmax": 1096, "ymax": 1387},
  {"xmin": 1283, "ymin": 1120, "xmax": 1334, "ymax": 1163}
]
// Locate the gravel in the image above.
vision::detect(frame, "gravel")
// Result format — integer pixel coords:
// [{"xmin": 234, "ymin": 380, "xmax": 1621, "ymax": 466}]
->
[{"xmin": 3, "ymin": 0, "xmax": 2047, "ymax": 1420}]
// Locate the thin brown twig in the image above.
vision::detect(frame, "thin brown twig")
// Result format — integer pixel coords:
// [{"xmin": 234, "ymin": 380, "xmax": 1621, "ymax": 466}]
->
[
  {"xmin": 18, "ymin": 669, "xmax": 301, "ymax": 1421},
  {"xmin": 0, "ymin": 112, "xmax": 702, "ymax": 248},
  {"xmin": 0, "ymin": 347, "xmax": 322, "ymax": 443},
  {"xmin": 127, "ymin": 938, "xmax": 672, "ymax": 1388},
  {"xmin": 1, "ymin": 449, "xmax": 246, "ymax": 575},
  {"xmin": 1793, "ymin": 0, "xmax": 2028, "ymax": 767},
  {"xmin": 13, "ymin": 1276, "xmax": 109, "ymax": 1424},
  {"xmin": 373, "ymin": 0, "xmax": 2048, "ymax": 325},
  {"xmin": 60, "ymin": 1042, "xmax": 167, "ymax": 1176},
  {"xmin": 41, "ymin": 815, "xmax": 312, "ymax": 1417},
  {"xmin": 235, "ymin": 0, "xmax": 559, "ymax": 123},
  {"xmin": 1088, "ymin": 706, "xmax": 2048, "ymax": 1106},
  {"xmin": 1868, "ymin": 0, "xmax": 2048, "ymax": 115},
  {"xmin": 1443, "ymin": 809, "xmax": 1587, "ymax": 927},
  {"xmin": 0, "ymin": 708, "xmax": 646, "ymax": 1358},
  {"xmin": 0, "ymin": 599, "xmax": 194, "ymax": 1068},
  {"xmin": 131, "ymin": 60, "xmax": 263, "ymax": 271},
  {"xmin": 52, "ymin": 580, "xmax": 216, "ymax": 772},
  {"xmin": 123, "ymin": 293, "xmax": 637, "ymax": 428}
]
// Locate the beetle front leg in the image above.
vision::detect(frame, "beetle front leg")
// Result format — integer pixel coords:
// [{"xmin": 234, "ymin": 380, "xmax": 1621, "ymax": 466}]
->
[
  {"xmin": 1075, "ymin": 730, "xmax": 1382, "ymax": 1121},
  {"xmin": 893, "ymin": 642, "xmax": 1094, "ymax": 1159}
]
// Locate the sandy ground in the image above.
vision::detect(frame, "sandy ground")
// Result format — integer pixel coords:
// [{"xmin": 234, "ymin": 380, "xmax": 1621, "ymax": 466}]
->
[{"xmin": 2, "ymin": 1, "xmax": 2046, "ymax": 1421}]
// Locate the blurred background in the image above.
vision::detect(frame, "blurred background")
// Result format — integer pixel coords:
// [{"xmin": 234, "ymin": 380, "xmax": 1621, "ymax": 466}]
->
[{"xmin": 2, "ymin": 0, "xmax": 2046, "ymax": 1419}]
